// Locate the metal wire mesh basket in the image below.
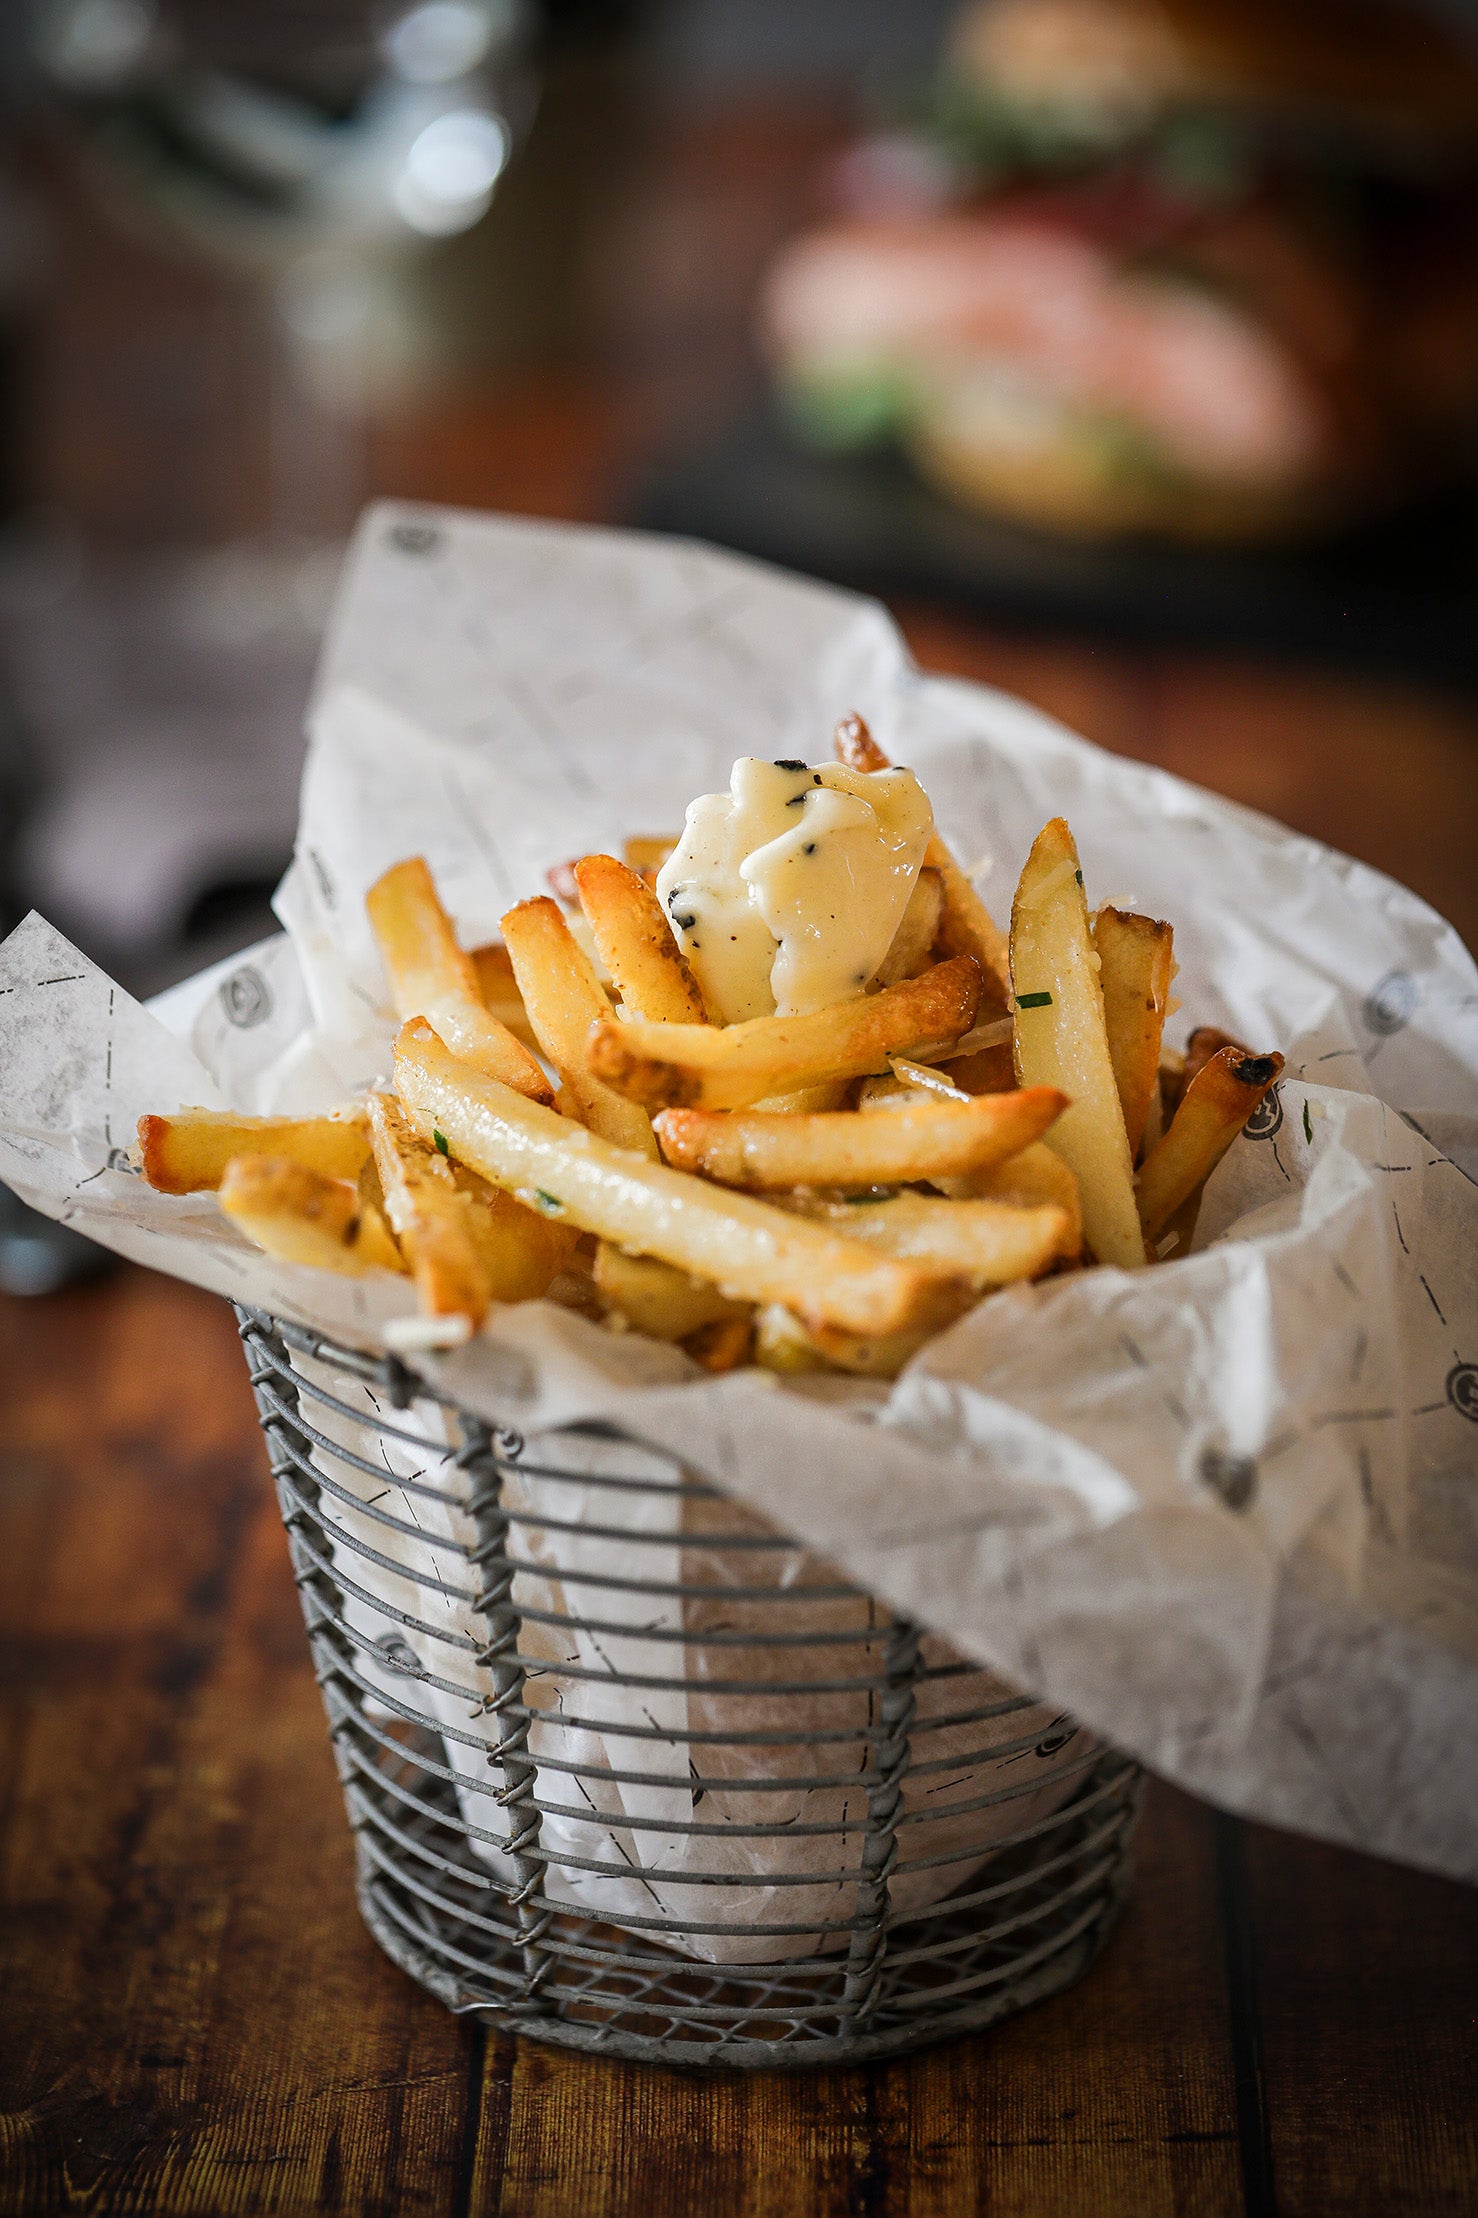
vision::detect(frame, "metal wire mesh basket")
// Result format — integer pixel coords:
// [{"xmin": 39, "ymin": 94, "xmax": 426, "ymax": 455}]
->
[{"xmin": 238, "ymin": 1304, "xmax": 1142, "ymax": 2068}]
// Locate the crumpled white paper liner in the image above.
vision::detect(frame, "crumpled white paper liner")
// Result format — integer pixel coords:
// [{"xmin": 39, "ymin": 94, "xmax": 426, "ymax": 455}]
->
[{"xmin": 1, "ymin": 502, "xmax": 1474, "ymax": 1895}]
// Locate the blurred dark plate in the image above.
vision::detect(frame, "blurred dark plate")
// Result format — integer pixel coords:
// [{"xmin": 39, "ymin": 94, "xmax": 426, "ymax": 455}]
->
[{"xmin": 630, "ymin": 412, "xmax": 1478, "ymax": 689}]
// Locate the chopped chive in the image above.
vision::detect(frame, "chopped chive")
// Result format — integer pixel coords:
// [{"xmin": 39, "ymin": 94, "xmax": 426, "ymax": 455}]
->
[
  {"xmin": 533, "ymin": 1189, "xmax": 564, "ymax": 1215},
  {"xmin": 432, "ymin": 1129, "xmax": 449, "ymax": 1156},
  {"xmin": 1302, "ymin": 1100, "xmax": 1313, "ymax": 1145},
  {"xmin": 1074, "ymin": 870, "xmax": 1083, "ymax": 886},
  {"xmin": 1016, "ymin": 990, "xmax": 1053, "ymax": 1009}
]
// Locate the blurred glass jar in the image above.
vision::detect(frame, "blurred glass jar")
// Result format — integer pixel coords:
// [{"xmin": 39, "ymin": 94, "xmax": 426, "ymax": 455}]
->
[{"xmin": 28, "ymin": 0, "xmax": 536, "ymax": 534}]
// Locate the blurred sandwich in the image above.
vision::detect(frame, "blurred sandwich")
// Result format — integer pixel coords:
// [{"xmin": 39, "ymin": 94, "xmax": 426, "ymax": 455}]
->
[{"xmin": 761, "ymin": 0, "xmax": 1478, "ymax": 539}]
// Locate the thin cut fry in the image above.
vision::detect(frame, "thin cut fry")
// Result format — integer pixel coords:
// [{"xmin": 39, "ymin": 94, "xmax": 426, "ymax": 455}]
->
[
  {"xmin": 218, "ymin": 1155, "xmax": 404, "ymax": 1275},
  {"xmin": 780, "ymin": 1191, "xmax": 1071, "ymax": 1286},
  {"xmin": 1093, "ymin": 905, "xmax": 1175, "ymax": 1160},
  {"xmin": 1011, "ymin": 817, "xmax": 1145, "ymax": 1270},
  {"xmin": 369, "ymin": 1092, "xmax": 492, "ymax": 1324},
  {"xmin": 587, "ymin": 955, "xmax": 983, "ymax": 1112},
  {"xmin": 684, "ymin": 1314, "xmax": 756, "ymax": 1372},
  {"xmin": 834, "ymin": 713, "xmax": 1009, "ymax": 1002},
  {"xmin": 366, "ymin": 857, "xmax": 554, "ymax": 1106},
  {"xmin": 1157, "ymin": 1046, "xmax": 1188, "ymax": 1122},
  {"xmin": 937, "ymin": 1042, "xmax": 1017, "ymax": 1094},
  {"xmin": 573, "ymin": 854, "xmax": 709, "ymax": 1024},
  {"xmin": 654, "ymin": 1085, "xmax": 1064, "ymax": 1190},
  {"xmin": 1183, "ymin": 1024, "xmax": 1252, "ymax": 1094},
  {"xmin": 1136, "ymin": 1045, "xmax": 1284, "ymax": 1241},
  {"xmin": 623, "ymin": 835, "xmax": 678, "ymax": 874},
  {"xmin": 135, "ymin": 1108, "xmax": 369, "ymax": 1195},
  {"xmin": 751, "ymin": 1081, "xmax": 851, "ymax": 1113},
  {"xmin": 393, "ymin": 1023, "xmax": 970, "ymax": 1339},
  {"xmin": 370, "ymin": 1091, "xmax": 576, "ymax": 1322},
  {"xmin": 935, "ymin": 1140, "xmax": 1083, "ymax": 1257},
  {"xmin": 872, "ymin": 866, "xmax": 944, "ymax": 988},
  {"xmin": 754, "ymin": 1302, "xmax": 931, "ymax": 1381},
  {"xmin": 594, "ymin": 1243, "xmax": 750, "ymax": 1341},
  {"xmin": 501, "ymin": 895, "xmax": 658, "ymax": 1157},
  {"xmin": 468, "ymin": 942, "xmax": 541, "ymax": 1053}
]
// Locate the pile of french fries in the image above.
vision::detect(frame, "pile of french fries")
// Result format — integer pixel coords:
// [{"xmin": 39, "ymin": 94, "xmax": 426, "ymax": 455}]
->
[{"xmin": 135, "ymin": 718, "xmax": 1282, "ymax": 1378}]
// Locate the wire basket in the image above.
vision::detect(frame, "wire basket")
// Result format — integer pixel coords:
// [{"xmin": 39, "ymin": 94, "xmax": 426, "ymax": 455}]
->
[{"xmin": 238, "ymin": 1305, "xmax": 1142, "ymax": 2068}]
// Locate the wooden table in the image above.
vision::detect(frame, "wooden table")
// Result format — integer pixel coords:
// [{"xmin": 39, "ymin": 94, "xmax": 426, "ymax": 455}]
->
[
  {"xmin": 6, "ymin": 106, "xmax": 1478, "ymax": 2207},
  {"xmin": 2, "ymin": 1266, "xmax": 1476, "ymax": 2217}
]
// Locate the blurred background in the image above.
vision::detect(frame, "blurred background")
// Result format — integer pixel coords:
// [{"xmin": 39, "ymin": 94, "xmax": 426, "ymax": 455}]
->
[{"xmin": 0, "ymin": 0, "xmax": 1474, "ymax": 1287}]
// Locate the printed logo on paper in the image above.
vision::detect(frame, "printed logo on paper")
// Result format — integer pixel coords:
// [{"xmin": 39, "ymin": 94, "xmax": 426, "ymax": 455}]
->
[
  {"xmin": 1199, "ymin": 1448, "xmax": 1258, "ymax": 1510},
  {"xmin": 1363, "ymin": 969, "xmax": 1417, "ymax": 1037},
  {"xmin": 1243, "ymin": 1086, "xmax": 1283, "ymax": 1141},
  {"xmin": 220, "ymin": 965, "xmax": 272, "ymax": 1030},
  {"xmin": 1446, "ymin": 1363, "xmax": 1478, "ymax": 1424},
  {"xmin": 389, "ymin": 519, "xmax": 442, "ymax": 556}
]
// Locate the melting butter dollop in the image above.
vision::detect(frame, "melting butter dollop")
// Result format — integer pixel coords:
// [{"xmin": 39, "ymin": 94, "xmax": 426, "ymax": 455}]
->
[{"xmin": 655, "ymin": 757, "xmax": 933, "ymax": 1023}]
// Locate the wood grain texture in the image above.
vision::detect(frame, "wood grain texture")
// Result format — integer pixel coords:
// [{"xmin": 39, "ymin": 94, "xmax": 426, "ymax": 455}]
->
[
  {"xmin": 0, "ymin": 1274, "xmax": 474, "ymax": 2217},
  {"xmin": 474, "ymin": 1782, "xmax": 1241, "ymax": 2218},
  {"xmin": 1241, "ymin": 1819, "xmax": 1478, "ymax": 2218},
  {"xmin": 2, "ymin": 1272, "xmax": 1475, "ymax": 2214}
]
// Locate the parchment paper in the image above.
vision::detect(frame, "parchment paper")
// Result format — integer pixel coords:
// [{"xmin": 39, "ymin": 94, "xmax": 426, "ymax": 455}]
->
[{"xmin": 2, "ymin": 502, "xmax": 1474, "ymax": 1894}]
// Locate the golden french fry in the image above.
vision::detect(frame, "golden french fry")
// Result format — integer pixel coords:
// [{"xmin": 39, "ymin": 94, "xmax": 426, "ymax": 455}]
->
[
  {"xmin": 1184, "ymin": 1024, "xmax": 1252, "ymax": 1094},
  {"xmin": 935, "ymin": 1140, "xmax": 1084, "ymax": 1256},
  {"xmin": 834, "ymin": 713, "xmax": 1009, "ymax": 1003},
  {"xmin": 370, "ymin": 1092, "xmax": 575, "ymax": 1322},
  {"xmin": 1139, "ymin": 1073, "xmax": 1165, "ymax": 1158},
  {"xmin": 1092, "ymin": 906, "xmax": 1175, "ymax": 1161},
  {"xmin": 753, "ymin": 1301, "xmax": 932, "ymax": 1381},
  {"xmin": 780, "ymin": 1190, "xmax": 1071, "ymax": 1286},
  {"xmin": 218, "ymin": 1155, "xmax": 404, "ymax": 1275},
  {"xmin": 135, "ymin": 1108, "xmax": 370, "ymax": 1195},
  {"xmin": 872, "ymin": 866, "xmax": 944, "ymax": 989},
  {"xmin": 654, "ymin": 1085, "xmax": 1064, "ymax": 1190},
  {"xmin": 357, "ymin": 1145, "xmax": 390, "ymax": 1227},
  {"xmin": 468, "ymin": 942, "xmax": 541, "ymax": 1054},
  {"xmin": 937, "ymin": 1041, "xmax": 1017, "ymax": 1095},
  {"xmin": 368, "ymin": 1092, "xmax": 492, "ymax": 1324},
  {"xmin": 1157, "ymin": 1046, "xmax": 1188, "ymax": 1121},
  {"xmin": 751, "ymin": 1082, "xmax": 852, "ymax": 1113},
  {"xmin": 393, "ymin": 1023, "xmax": 970, "ymax": 1340},
  {"xmin": 854, "ymin": 1071, "xmax": 941, "ymax": 1110},
  {"xmin": 587, "ymin": 955, "xmax": 983, "ymax": 1112},
  {"xmin": 366, "ymin": 857, "xmax": 554, "ymax": 1107},
  {"xmin": 683, "ymin": 1314, "xmax": 756, "ymax": 1373},
  {"xmin": 501, "ymin": 895, "xmax": 658, "ymax": 1158},
  {"xmin": 623, "ymin": 835, "xmax": 678, "ymax": 874},
  {"xmin": 573, "ymin": 853, "xmax": 709, "ymax": 1024},
  {"xmin": 1136, "ymin": 1045, "xmax": 1284, "ymax": 1242},
  {"xmin": 1011, "ymin": 818, "xmax": 1145, "ymax": 1270},
  {"xmin": 832, "ymin": 712, "xmax": 889, "ymax": 775},
  {"xmin": 927, "ymin": 841, "xmax": 1011, "ymax": 1009},
  {"xmin": 545, "ymin": 858, "xmax": 580, "ymax": 905},
  {"xmin": 594, "ymin": 1243, "xmax": 751, "ymax": 1341}
]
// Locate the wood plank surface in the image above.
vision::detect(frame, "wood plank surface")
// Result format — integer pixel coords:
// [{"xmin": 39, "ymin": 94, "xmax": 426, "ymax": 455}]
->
[
  {"xmin": 473, "ymin": 1781, "xmax": 1241, "ymax": 2218},
  {"xmin": 0, "ymin": 1276, "xmax": 475, "ymax": 2217},
  {"xmin": 5, "ymin": 1266, "xmax": 1475, "ymax": 2215},
  {"xmin": 1240, "ymin": 1819, "xmax": 1478, "ymax": 2218}
]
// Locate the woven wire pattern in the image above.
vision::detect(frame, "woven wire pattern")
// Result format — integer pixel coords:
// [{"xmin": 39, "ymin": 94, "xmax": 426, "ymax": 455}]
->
[{"xmin": 238, "ymin": 1305, "xmax": 1142, "ymax": 2068}]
